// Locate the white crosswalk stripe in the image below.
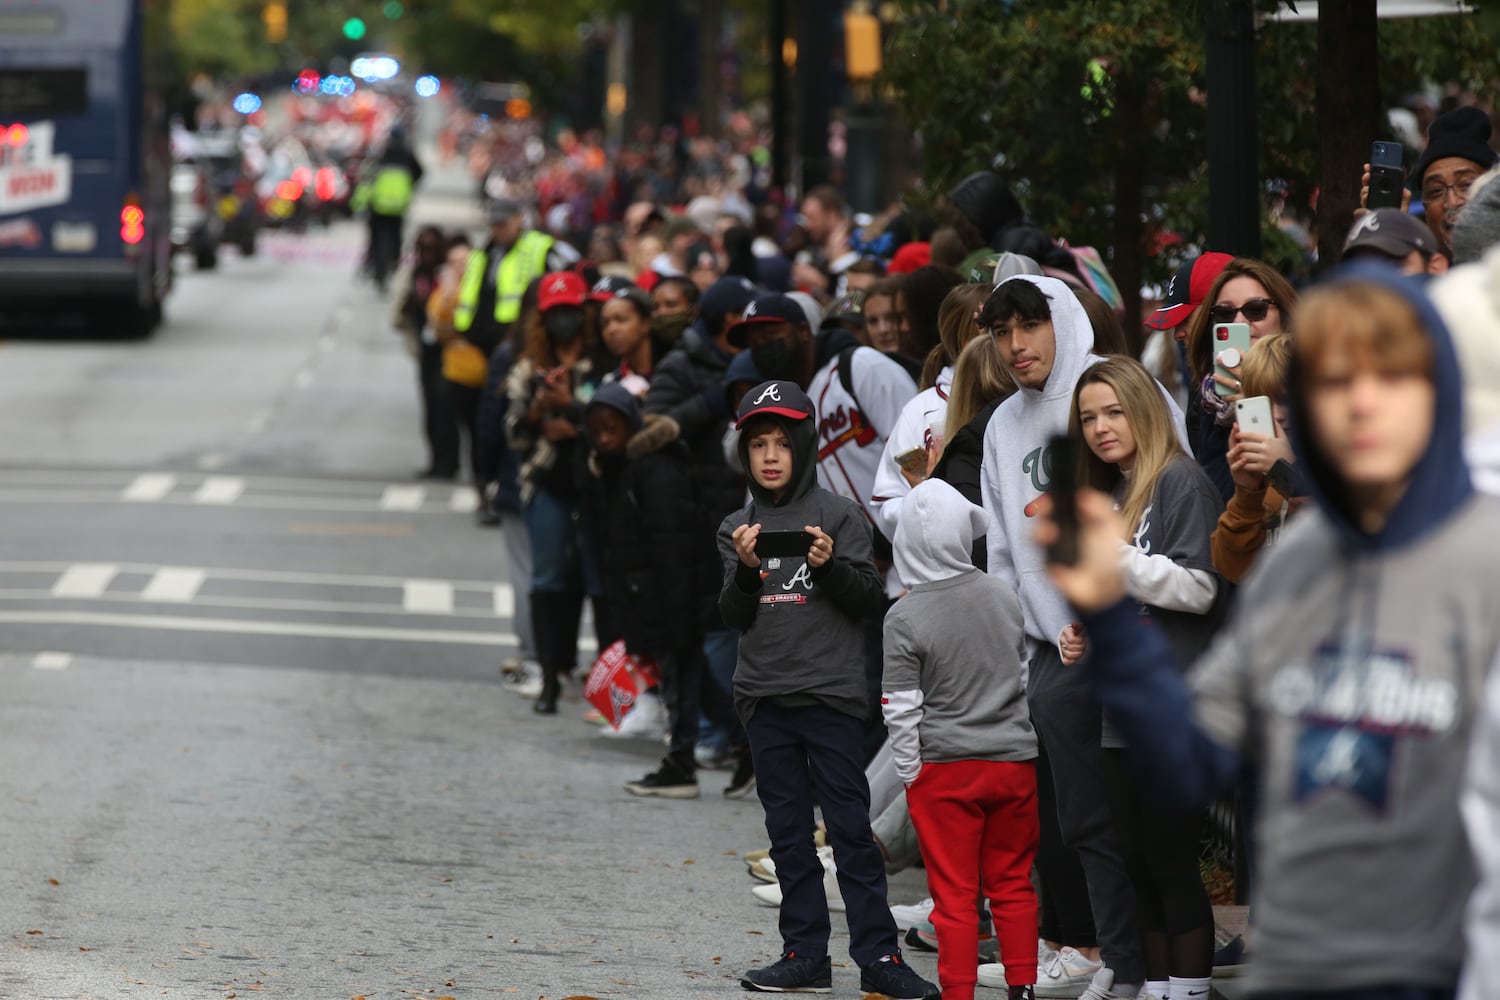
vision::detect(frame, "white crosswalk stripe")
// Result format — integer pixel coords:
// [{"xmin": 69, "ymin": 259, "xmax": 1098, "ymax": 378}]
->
[{"xmin": 51, "ymin": 564, "xmax": 118, "ymax": 598}]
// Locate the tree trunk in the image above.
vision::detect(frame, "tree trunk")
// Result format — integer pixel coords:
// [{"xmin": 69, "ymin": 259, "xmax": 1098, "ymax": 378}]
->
[
  {"xmin": 1316, "ymin": 0, "xmax": 1380, "ymax": 272},
  {"xmin": 1114, "ymin": 72, "xmax": 1147, "ymax": 357}
]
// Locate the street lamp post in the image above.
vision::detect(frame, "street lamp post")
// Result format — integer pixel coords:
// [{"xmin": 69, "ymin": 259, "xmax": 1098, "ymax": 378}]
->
[
  {"xmin": 843, "ymin": 2, "xmax": 882, "ymax": 214},
  {"xmin": 1206, "ymin": 0, "xmax": 1262, "ymax": 257}
]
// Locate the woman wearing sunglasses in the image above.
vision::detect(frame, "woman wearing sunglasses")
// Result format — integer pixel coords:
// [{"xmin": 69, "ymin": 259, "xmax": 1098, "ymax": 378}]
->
[{"xmin": 1181, "ymin": 259, "xmax": 1300, "ymax": 502}]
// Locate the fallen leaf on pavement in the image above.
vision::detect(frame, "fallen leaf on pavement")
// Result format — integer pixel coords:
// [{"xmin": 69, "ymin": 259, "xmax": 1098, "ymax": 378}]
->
[
  {"xmin": 25, "ymin": 930, "xmax": 43, "ymax": 935},
  {"xmin": 47, "ymin": 878, "xmax": 59, "ymax": 886}
]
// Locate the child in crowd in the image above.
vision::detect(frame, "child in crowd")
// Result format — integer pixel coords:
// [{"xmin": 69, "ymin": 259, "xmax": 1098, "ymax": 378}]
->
[
  {"xmin": 1210, "ymin": 333, "xmax": 1308, "ymax": 583},
  {"xmin": 582, "ymin": 383, "xmax": 734, "ymax": 798},
  {"xmin": 881, "ymin": 478, "xmax": 1038, "ymax": 1000},
  {"xmin": 1070, "ymin": 357, "xmax": 1222, "ymax": 1000},
  {"xmin": 1042, "ymin": 267, "xmax": 1500, "ymax": 996},
  {"xmin": 718, "ymin": 380, "xmax": 939, "ymax": 1000}
]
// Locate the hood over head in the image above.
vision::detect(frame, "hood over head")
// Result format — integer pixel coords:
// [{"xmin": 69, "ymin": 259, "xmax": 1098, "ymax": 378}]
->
[
  {"xmin": 735, "ymin": 380, "xmax": 819, "ymax": 508},
  {"xmin": 997, "ymin": 274, "xmax": 1099, "ymax": 405},
  {"xmin": 894, "ymin": 478, "xmax": 987, "ymax": 585},
  {"xmin": 1287, "ymin": 263, "xmax": 1471, "ymax": 551},
  {"xmin": 585, "ymin": 380, "xmax": 645, "ymax": 433}
]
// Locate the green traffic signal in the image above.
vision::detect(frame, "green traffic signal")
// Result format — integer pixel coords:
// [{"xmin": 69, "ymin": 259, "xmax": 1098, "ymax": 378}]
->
[
  {"xmin": 383, "ymin": 1, "xmax": 404, "ymax": 19},
  {"xmin": 342, "ymin": 17, "xmax": 366, "ymax": 40}
]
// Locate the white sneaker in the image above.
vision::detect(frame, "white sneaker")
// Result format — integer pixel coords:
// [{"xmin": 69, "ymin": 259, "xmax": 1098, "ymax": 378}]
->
[
  {"xmin": 1034, "ymin": 947, "xmax": 1105, "ymax": 999},
  {"xmin": 749, "ymin": 858, "xmax": 844, "ymax": 912},
  {"xmin": 888, "ymin": 896, "xmax": 936, "ymax": 931},
  {"xmin": 600, "ymin": 691, "xmax": 665, "ymax": 739},
  {"xmin": 505, "ymin": 662, "xmax": 544, "ymax": 697},
  {"xmin": 977, "ymin": 961, "xmax": 1008, "ymax": 989},
  {"xmin": 1077, "ymin": 968, "xmax": 1122, "ymax": 1000}
]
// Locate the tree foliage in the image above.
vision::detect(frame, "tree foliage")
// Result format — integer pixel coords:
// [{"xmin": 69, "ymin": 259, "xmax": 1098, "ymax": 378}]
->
[{"xmin": 882, "ymin": 0, "xmax": 1496, "ymax": 284}]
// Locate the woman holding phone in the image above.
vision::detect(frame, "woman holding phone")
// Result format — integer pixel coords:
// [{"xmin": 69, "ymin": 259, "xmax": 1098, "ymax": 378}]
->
[
  {"xmin": 1068, "ymin": 356, "xmax": 1224, "ymax": 1000},
  {"xmin": 1180, "ymin": 258, "xmax": 1300, "ymax": 502}
]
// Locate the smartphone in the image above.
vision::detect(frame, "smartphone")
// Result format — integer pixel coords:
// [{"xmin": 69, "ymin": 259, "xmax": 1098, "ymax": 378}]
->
[
  {"xmin": 756, "ymin": 529, "xmax": 815, "ymax": 559},
  {"xmin": 1212, "ymin": 322, "xmax": 1252, "ymax": 397},
  {"xmin": 1368, "ymin": 139, "xmax": 1406, "ymax": 210},
  {"xmin": 1044, "ymin": 434, "xmax": 1079, "ymax": 567},
  {"xmin": 1235, "ymin": 395, "xmax": 1275, "ymax": 436}
]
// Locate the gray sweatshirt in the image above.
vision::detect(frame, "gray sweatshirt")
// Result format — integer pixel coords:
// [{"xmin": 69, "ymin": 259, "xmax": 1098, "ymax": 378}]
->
[{"xmin": 881, "ymin": 479, "xmax": 1035, "ymax": 783}]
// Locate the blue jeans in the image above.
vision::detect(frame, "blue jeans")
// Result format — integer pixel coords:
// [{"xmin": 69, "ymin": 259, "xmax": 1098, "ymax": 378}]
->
[
  {"xmin": 522, "ymin": 488, "xmax": 601, "ymax": 596},
  {"xmin": 697, "ymin": 629, "xmax": 739, "ymax": 752}
]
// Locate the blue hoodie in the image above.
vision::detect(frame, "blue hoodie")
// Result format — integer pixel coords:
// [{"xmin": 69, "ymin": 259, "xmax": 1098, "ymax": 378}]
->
[{"xmin": 1077, "ymin": 266, "xmax": 1500, "ymax": 992}]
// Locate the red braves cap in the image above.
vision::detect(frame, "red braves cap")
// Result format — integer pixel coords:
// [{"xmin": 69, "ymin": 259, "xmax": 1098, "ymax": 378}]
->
[
  {"xmin": 1145, "ymin": 252, "xmax": 1234, "ymax": 330},
  {"xmin": 735, "ymin": 380, "xmax": 814, "ymax": 428},
  {"xmin": 538, "ymin": 271, "xmax": 588, "ymax": 312}
]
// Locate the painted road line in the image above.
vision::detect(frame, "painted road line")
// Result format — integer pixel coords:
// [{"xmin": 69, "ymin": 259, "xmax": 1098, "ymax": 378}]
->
[
  {"xmin": 449, "ymin": 489, "xmax": 478, "ymax": 513},
  {"xmin": 32, "ymin": 651, "xmax": 72, "ymax": 670},
  {"xmin": 51, "ymin": 564, "xmax": 118, "ymax": 598},
  {"xmin": 122, "ymin": 474, "xmax": 176, "ymax": 502},
  {"xmin": 193, "ymin": 477, "xmax": 245, "ymax": 504},
  {"xmin": 0, "ymin": 561, "xmax": 510, "ymax": 593},
  {"xmin": 0, "ymin": 610, "xmax": 519, "ymax": 647},
  {"xmin": 0, "ymin": 588, "xmax": 509, "ymax": 620},
  {"xmin": 402, "ymin": 580, "xmax": 455, "ymax": 615},
  {"xmin": 140, "ymin": 568, "xmax": 207, "ymax": 603},
  {"xmin": 379, "ymin": 485, "xmax": 425, "ymax": 511},
  {"xmin": 492, "ymin": 586, "xmax": 514, "ymax": 617}
]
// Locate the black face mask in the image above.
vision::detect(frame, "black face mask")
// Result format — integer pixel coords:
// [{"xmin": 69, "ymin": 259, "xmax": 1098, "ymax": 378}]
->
[
  {"xmin": 544, "ymin": 310, "xmax": 585, "ymax": 344},
  {"xmin": 751, "ymin": 339, "xmax": 800, "ymax": 380},
  {"xmin": 651, "ymin": 312, "xmax": 691, "ymax": 344}
]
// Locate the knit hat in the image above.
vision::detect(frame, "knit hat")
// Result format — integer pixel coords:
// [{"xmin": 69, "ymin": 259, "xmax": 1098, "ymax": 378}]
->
[
  {"xmin": 1451, "ymin": 175, "xmax": 1500, "ymax": 265},
  {"xmin": 1414, "ymin": 106, "xmax": 1499, "ymax": 187},
  {"xmin": 947, "ymin": 172, "xmax": 1025, "ymax": 244}
]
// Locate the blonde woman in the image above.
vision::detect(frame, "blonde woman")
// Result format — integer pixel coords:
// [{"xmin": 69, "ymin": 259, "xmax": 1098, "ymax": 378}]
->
[{"xmin": 1068, "ymin": 356, "xmax": 1221, "ymax": 1000}]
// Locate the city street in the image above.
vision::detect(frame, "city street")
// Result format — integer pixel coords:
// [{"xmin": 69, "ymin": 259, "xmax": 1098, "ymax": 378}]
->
[{"xmin": 0, "ymin": 167, "xmax": 938, "ymax": 998}]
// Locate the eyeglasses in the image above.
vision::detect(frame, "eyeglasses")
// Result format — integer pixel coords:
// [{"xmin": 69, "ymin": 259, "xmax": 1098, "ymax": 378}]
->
[
  {"xmin": 1422, "ymin": 177, "xmax": 1477, "ymax": 204},
  {"xmin": 1208, "ymin": 298, "xmax": 1277, "ymax": 324}
]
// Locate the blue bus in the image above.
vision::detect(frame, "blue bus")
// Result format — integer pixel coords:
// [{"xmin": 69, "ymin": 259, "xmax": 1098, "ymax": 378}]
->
[{"xmin": 0, "ymin": 0, "xmax": 172, "ymax": 336}]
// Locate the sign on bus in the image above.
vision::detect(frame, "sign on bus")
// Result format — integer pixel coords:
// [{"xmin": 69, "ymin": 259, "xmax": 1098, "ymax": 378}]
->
[{"xmin": 0, "ymin": 120, "xmax": 73, "ymax": 216}]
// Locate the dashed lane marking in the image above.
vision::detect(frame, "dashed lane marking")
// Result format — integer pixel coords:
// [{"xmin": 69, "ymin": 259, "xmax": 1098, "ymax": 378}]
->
[
  {"xmin": 0, "ymin": 610, "xmax": 519, "ymax": 647},
  {"xmin": 379, "ymin": 485, "xmax": 426, "ymax": 511},
  {"xmin": 492, "ymin": 586, "xmax": 514, "ymax": 617},
  {"xmin": 193, "ymin": 476, "xmax": 245, "ymax": 504},
  {"xmin": 402, "ymin": 580, "xmax": 455, "ymax": 615},
  {"xmin": 32, "ymin": 651, "xmax": 71, "ymax": 670},
  {"xmin": 50, "ymin": 564, "xmax": 118, "ymax": 598},
  {"xmin": 140, "ymin": 568, "xmax": 207, "ymax": 603},
  {"xmin": 122, "ymin": 474, "xmax": 176, "ymax": 502}
]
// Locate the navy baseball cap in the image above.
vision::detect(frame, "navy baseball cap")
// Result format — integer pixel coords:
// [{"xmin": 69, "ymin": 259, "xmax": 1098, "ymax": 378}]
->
[
  {"xmin": 725, "ymin": 293, "xmax": 808, "ymax": 348},
  {"xmin": 735, "ymin": 380, "xmax": 814, "ymax": 428},
  {"xmin": 700, "ymin": 276, "xmax": 758, "ymax": 335}
]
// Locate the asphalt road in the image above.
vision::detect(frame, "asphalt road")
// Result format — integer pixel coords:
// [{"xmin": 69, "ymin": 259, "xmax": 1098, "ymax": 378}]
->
[{"xmin": 0, "ymin": 165, "xmax": 941, "ymax": 998}]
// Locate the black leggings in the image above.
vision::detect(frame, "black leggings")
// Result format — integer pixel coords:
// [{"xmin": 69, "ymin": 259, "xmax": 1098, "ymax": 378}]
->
[{"xmin": 1104, "ymin": 749, "xmax": 1214, "ymax": 979}]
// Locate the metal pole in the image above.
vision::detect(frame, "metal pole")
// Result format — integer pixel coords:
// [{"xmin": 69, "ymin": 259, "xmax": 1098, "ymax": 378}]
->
[
  {"xmin": 770, "ymin": 0, "xmax": 789, "ymax": 194},
  {"xmin": 1205, "ymin": 0, "xmax": 1262, "ymax": 258}
]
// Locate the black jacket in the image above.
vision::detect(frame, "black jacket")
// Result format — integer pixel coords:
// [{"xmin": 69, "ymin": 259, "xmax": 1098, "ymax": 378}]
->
[
  {"xmin": 643, "ymin": 325, "xmax": 747, "ymax": 528},
  {"xmin": 595, "ymin": 416, "xmax": 717, "ymax": 657},
  {"xmin": 931, "ymin": 397, "xmax": 1004, "ymax": 571}
]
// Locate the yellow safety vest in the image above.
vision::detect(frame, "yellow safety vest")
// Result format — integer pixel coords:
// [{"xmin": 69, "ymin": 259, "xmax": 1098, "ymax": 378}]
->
[
  {"xmin": 368, "ymin": 165, "xmax": 414, "ymax": 215},
  {"xmin": 454, "ymin": 230, "xmax": 555, "ymax": 332}
]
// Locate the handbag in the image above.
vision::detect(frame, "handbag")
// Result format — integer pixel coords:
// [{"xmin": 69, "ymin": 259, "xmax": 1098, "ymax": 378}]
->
[{"xmin": 441, "ymin": 340, "xmax": 488, "ymax": 388}]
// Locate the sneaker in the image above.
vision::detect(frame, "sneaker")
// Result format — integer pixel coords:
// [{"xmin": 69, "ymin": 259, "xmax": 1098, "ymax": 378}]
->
[
  {"xmin": 888, "ymin": 897, "xmax": 935, "ymax": 932},
  {"xmin": 905, "ymin": 908, "xmax": 992, "ymax": 952},
  {"xmin": 499, "ymin": 656, "xmax": 524, "ymax": 677},
  {"xmin": 601, "ymin": 691, "xmax": 665, "ymax": 739},
  {"xmin": 724, "ymin": 751, "xmax": 757, "ymax": 799},
  {"xmin": 1077, "ymin": 968, "xmax": 1123, "ymax": 1000},
  {"xmin": 695, "ymin": 743, "xmax": 732, "ymax": 770},
  {"xmin": 859, "ymin": 952, "xmax": 940, "ymax": 1000},
  {"xmin": 757, "ymin": 845, "xmax": 833, "ymax": 881},
  {"xmin": 623, "ymin": 756, "xmax": 699, "ymax": 799},
  {"xmin": 749, "ymin": 856, "xmax": 844, "ymax": 913},
  {"xmin": 978, "ymin": 961, "xmax": 1008, "ymax": 989},
  {"xmin": 1034, "ymin": 947, "xmax": 1104, "ymax": 999},
  {"xmin": 1212, "ymin": 933, "xmax": 1248, "ymax": 978},
  {"xmin": 747, "ymin": 857, "xmax": 777, "ymax": 884},
  {"xmin": 504, "ymin": 662, "xmax": 544, "ymax": 698},
  {"xmin": 740, "ymin": 952, "xmax": 832, "ymax": 993}
]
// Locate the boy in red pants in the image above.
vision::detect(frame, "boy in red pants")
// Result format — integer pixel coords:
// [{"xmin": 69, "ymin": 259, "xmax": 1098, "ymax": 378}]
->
[{"xmin": 882, "ymin": 478, "xmax": 1039, "ymax": 1000}]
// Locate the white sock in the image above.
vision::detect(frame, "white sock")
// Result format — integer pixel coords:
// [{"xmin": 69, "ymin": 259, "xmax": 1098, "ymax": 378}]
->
[
  {"xmin": 1169, "ymin": 975, "xmax": 1211, "ymax": 1000},
  {"xmin": 1146, "ymin": 980, "xmax": 1169, "ymax": 999}
]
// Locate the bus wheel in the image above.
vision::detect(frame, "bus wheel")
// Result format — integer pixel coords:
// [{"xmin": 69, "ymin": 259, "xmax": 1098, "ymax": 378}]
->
[{"xmin": 117, "ymin": 298, "xmax": 161, "ymax": 339}]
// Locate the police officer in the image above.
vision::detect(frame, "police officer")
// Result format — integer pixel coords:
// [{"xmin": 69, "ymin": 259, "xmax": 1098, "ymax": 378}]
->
[{"xmin": 355, "ymin": 126, "xmax": 424, "ymax": 291}]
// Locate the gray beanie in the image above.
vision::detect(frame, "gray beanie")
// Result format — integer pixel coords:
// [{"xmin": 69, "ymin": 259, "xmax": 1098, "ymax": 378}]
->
[{"xmin": 1451, "ymin": 172, "xmax": 1500, "ymax": 265}]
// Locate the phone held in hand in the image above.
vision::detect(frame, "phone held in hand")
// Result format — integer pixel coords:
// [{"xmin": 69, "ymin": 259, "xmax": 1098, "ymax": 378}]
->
[
  {"xmin": 1235, "ymin": 395, "xmax": 1275, "ymax": 437},
  {"xmin": 895, "ymin": 447, "xmax": 927, "ymax": 477},
  {"xmin": 1212, "ymin": 322, "xmax": 1252, "ymax": 398},
  {"xmin": 1045, "ymin": 434, "xmax": 1080, "ymax": 567},
  {"xmin": 1368, "ymin": 139, "xmax": 1406, "ymax": 210},
  {"xmin": 756, "ymin": 529, "xmax": 816, "ymax": 559}
]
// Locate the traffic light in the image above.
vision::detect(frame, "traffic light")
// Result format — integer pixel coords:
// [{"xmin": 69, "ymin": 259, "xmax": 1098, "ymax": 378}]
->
[
  {"xmin": 342, "ymin": 17, "xmax": 367, "ymax": 40},
  {"xmin": 383, "ymin": 1, "xmax": 404, "ymax": 19},
  {"xmin": 263, "ymin": 1, "xmax": 286, "ymax": 43}
]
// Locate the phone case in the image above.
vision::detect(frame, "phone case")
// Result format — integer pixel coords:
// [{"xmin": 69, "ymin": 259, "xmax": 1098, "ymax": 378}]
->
[
  {"xmin": 1235, "ymin": 395, "xmax": 1275, "ymax": 436},
  {"xmin": 1212, "ymin": 323, "xmax": 1252, "ymax": 397},
  {"xmin": 756, "ymin": 530, "xmax": 814, "ymax": 558},
  {"xmin": 1369, "ymin": 140, "xmax": 1405, "ymax": 209}
]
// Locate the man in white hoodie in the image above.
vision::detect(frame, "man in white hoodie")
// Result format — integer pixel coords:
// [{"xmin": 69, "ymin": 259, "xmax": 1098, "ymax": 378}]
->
[{"xmin": 979, "ymin": 275, "xmax": 1167, "ymax": 1000}]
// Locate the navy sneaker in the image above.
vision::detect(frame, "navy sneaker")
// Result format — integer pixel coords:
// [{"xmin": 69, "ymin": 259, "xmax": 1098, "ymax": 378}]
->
[
  {"xmin": 741, "ymin": 952, "xmax": 832, "ymax": 993},
  {"xmin": 860, "ymin": 952, "xmax": 940, "ymax": 999}
]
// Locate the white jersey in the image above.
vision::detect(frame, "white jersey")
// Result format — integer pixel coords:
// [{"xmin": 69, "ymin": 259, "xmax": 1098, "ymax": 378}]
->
[
  {"xmin": 869, "ymin": 366, "xmax": 953, "ymax": 542},
  {"xmin": 807, "ymin": 345, "xmax": 917, "ymax": 527}
]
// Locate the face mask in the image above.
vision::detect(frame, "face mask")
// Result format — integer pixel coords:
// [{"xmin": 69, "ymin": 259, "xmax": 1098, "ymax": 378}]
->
[
  {"xmin": 651, "ymin": 313, "xmax": 691, "ymax": 344},
  {"xmin": 544, "ymin": 310, "xmax": 585, "ymax": 344},
  {"xmin": 751, "ymin": 339, "xmax": 799, "ymax": 380}
]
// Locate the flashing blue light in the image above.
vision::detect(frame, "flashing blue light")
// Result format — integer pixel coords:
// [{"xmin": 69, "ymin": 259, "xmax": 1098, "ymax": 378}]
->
[
  {"xmin": 232, "ymin": 92, "xmax": 262, "ymax": 114},
  {"xmin": 415, "ymin": 75, "xmax": 440, "ymax": 98},
  {"xmin": 319, "ymin": 76, "xmax": 340, "ymax": 96}
]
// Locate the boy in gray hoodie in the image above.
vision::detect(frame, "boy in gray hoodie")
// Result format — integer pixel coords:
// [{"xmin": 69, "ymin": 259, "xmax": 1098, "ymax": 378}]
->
[
  {"xmin": 719, "ymin": 380, "xmax": 939, "ymax": 1000},
  {"xmin": 882, "ymin": 478, "xmax": 1038, "ymax": 1000}
]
